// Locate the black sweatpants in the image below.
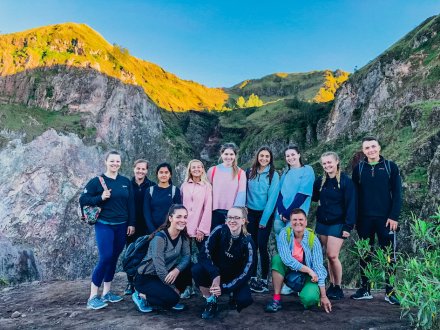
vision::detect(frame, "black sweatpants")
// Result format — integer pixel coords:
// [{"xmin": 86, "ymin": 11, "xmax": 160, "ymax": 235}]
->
[
  {"xmin": 134, "ymin": 266, "xmax": 192, "ymax": 309},
  {"xmin": 356, "ymin": 216, "xmax": 395, "ymax": 291},
  {"xmin": 247, "ymin": 208, "xmax": 273, "ymax": 280},
  {"xmin": 192, "ymin": 263, "xmax": 253, "ymax": 312}
]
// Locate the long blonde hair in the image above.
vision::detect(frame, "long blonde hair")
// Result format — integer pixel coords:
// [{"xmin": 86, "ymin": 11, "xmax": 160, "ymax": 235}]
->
[
  {"xmin": 320, "ymin": 151, "xmax": 341, "ymax": 191},
  {"xmin": 184, "ymin": 159, "xmax": 210, "ymax": 185},
  {"xmin": 219, "ymin": 142, "xmax": 240, "ymax": 178}
]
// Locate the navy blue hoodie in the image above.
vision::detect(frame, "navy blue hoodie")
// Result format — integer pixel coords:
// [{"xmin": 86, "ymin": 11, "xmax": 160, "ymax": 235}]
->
[{"xmin": 80, "ymin": 174, "xmax": 135, "ymax": 226}]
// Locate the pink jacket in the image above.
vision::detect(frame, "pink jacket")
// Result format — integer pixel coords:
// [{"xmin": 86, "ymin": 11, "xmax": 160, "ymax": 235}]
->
[
  {"xmin": 180, "ymin": 179, "xmax": 213, "ymax": 237},
  {"xmin": 207, "ymin": 164, "xmax": 247, "ymax": 211}
]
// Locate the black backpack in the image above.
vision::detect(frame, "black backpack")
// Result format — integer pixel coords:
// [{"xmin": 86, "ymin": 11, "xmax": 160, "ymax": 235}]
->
[{"xmin": 122, "ymin": 231, "xmax": 166, "ymax": 277}]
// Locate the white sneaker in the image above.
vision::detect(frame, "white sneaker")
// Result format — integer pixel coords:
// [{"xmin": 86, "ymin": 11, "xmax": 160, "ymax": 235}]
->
[{"xmin": 281, "ymin": 284, "xmax": 294, "ymax": 295}]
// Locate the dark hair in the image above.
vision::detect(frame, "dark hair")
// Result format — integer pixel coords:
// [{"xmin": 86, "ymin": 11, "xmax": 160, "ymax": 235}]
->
[
  {"xmin": 148, "ymin": 204, "xmax": 188, "ymax": 240},
  {"xmin": 105, "ymin": 150, "xmax": 121, "ymax": 161},
  {"xmin": 133, "ymin": 159, "xmax": 149, "ymax": 169},
  {"xmin": 362, "ymin": 135, "xmax": 380, "ymax": 145},
  {"xmin": 249, "ymin": 146, "xmax": 275, "ymax": 183},
  {"xmin": 156, "ymin": 162, "xmax": 173, "ymax": 183},
  {"xmin": 284, "ymin": 145, "xmax": 304, "ymax": 167},
  {"xmin": 289, "ymin": 208, "xmax": 307, "ymax": 219}
]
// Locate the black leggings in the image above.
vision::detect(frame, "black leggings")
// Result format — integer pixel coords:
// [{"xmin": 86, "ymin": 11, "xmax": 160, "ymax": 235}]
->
[
  {"xmin": 211, "ymin": 209, "xmax": 227, "ymax": 231},
  {"xmin": 192, "ymin": 263, "xmax": 253, "ymax": 312},
  {"xmin": 134, "ymin": 266, "xmax": 192, "ymax": 309},
  {"xmin": 356, "ymin": 216, "xmax": 395, "ymax": 291},
  {"xmin": 247, "ymin": 208, "xmax": 273, "ymax": 280}
]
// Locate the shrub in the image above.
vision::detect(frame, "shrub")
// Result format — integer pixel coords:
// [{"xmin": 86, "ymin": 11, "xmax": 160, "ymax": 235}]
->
[{"xmin": 353, "ymin": 208, "xmax": 440, "ymax": 329}]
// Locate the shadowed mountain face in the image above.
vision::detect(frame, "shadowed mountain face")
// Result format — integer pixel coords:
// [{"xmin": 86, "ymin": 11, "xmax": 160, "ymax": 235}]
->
[{"xmin": 0, "ymin": 16, "xmax": 439, "ymax": 284}]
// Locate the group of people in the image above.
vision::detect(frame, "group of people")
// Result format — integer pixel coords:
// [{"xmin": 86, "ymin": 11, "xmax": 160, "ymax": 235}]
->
[{"xmin": 79, "ymin": 136, "xmax": 402, "ymax": 318}]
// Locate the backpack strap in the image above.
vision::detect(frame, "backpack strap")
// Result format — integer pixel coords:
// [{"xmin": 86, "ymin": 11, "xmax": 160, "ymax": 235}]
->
[
  {"xmin": 211, "ymin": 166, "xmax": 217, "ymax": 182},
  {"xmin": 98, "ymin": 176, "xmax": 108, "ymax": 191},
  {"xmin": 171, "ymin": 185, "xmax": 176, "ymax": 199},
  {"xmin": 238, "ymin": 169, "xmax": 242, "ymax": 181},
  {"xmin": 384, "ymin": 160, "xmax": 391, "ymax": 178},
  {"xmin": 358, "ymin": 162, "xmax": 364, "ymax": 184},
  {"xmin": 286, "ymin": 226, "xmax": 314, "ymax": 250}
]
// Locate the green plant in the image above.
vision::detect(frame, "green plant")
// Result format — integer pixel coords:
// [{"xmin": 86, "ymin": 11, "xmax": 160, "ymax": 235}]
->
[{"xmin": 353, "ymin": 209, "xmax": 440, "ymax": 329}]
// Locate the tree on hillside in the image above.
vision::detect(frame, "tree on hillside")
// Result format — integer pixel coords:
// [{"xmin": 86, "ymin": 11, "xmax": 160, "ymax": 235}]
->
[
  {"xmin": 236, "ymin": 96, "xmax": 246, "ymax": 108},
  {"xmin": 245, "ymin": 93, "xmax": 264, "ymax": 107}
]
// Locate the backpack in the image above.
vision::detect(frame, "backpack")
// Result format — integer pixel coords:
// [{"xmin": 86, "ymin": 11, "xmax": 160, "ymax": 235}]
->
[
  {"xmin": 122, "ymin": 231, "xmax": 166, "ymax": 277},
  {"xmin": 149, "ymin": 185, "xmax": 176, "ymax": 198},
  {"xmin": 358, "ymin": 159, "xmax": 391, "ymax": 184},
  {"xmin": 285, "ymin": 226, "xmax": 315, "ymax": 250}
]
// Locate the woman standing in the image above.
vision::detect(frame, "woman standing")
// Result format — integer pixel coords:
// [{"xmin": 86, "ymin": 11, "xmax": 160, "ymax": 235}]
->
[
  {"xmin": 274, "ymin": 145, "xmax": 315, "ymax": 235},
  {"xmin": 312, "ymin": 152, "xmax": 356, "ymax": 300},
  {"xmin": 246, "ymin": 147, "xmax": 280, "ymax": 293},
  {"xmin": 124, "ymin": 159, "xmax": 156, "ymax": 295},
  {"xmin": 207, "ymin": 143, "xmax": 246, "ymax": 231},
  {"xmin": 80, "ymin": 151, "xmax": 135, "ymax": 310},
  {"xmin": 181, "ymin": 159, "xmax": 212, "ymax": 248},
  {"xmin": 132, "ymin": 204, "xmax": 191, "ymax": 312},
  {"xmin": 180, "ymin": 159, "xmax": 212, "ymax": 299},
  {"xmin": 143, "ymin": 163, "xmax": 181, "ymax": 234},
  {"xmin": 192, "ymin": 207, "xmax": 256, "ymax": 319}
]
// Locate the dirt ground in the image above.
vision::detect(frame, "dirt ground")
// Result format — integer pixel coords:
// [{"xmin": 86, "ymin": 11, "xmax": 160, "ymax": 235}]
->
[{"xmin": 0, "ymin": 273, "xmax": 410, "ymax": 330}]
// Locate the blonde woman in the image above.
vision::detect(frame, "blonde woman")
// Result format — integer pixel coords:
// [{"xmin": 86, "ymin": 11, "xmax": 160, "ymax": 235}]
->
[
  {"xmin": 180, "ymin": 159, "xmax": 212, "ymax": 299},
  {"xmin": 207, "ymin": 143, "xmax": 246, "ymax": 231},
  {"xmin": 181, "ymin": 159, "xmax": 212, "ymax": 247},
  {"xmin": 192, "ymin": 207, "xmax": 256, "ymax": 319},
  {"xmin": 312, "ymin": 152, "xmax": 356, "ymax": 300}
]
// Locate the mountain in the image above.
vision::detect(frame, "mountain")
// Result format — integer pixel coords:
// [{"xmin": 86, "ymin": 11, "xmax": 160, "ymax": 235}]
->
[
  {"xmin": 0, "ymin": 15, "xmax": 439, "ymax": 286},
  {"xmin": 0, "ymin": 23, "xmax": 227, "ymax": 111}
]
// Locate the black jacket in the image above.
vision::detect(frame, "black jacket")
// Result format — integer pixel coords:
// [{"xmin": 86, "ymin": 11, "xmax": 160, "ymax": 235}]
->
[
  {"xmin": 131, "ymin": 177, "xmax": 155, "ymax": 235},
  {"xmin": 198, "ymin": 225, "xmax": 256, "ymax": 293},
  {"xmin": 312, "ymin": 172, "xmax": 356, "ymax": 232},
  {"xmin": 352, "ymin": 156, "xmax": 402, "ymax": 221}
]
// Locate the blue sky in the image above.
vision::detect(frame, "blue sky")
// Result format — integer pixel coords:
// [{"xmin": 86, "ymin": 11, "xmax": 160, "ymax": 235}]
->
[{"xmin": 1, "ymin": 1, "xmax": 439, "ymax": 87}]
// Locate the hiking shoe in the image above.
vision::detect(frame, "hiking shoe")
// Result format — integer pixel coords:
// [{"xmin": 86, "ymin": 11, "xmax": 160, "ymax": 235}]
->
[
  {"xmin": 124, "ymin": 283, "xmax": 135, "ymax": 295},
  {"xmin": 250, "ymin": 278, "xmax": 269, "ymax": 293},
  {"xmin": 264, "ymin": 299, "xmax": 282, "ymax": 313},
  {"xmin": 385, "ymin": 291, "xmax": 400, "ymax": 305},
  {"xmin": 329, "ymin": 285, "xmax": 344, "ymax": 300},
  {"xmin": 326, "ymin": 283, "xmax": 335, "ymax": 297},
  {"xmin": 87, "ymin": 295, "xmax": 108, "ymax": 310},
  {"xmin": 180, "ymin": 286, "xmax": 195, "ymax": 299},
  {"xmin": 132, "ymin": 291, "xmax": 153, "ymax": 313},
  {"xmin": 201, "ymin": 300, "xmax": 218, "ymax": 319},
  {"xmin": 351, "ymin": 287, "xmax": 373, "ymax": 300},
  {"xmin": 172, "ymin": 303, "xmax": 186, "ymax": 311},
  {"xmin": 101, "ymin": 291, "xmax": 123, "ymax": 303},
  {"xmin": 281, "ymin": 283, "xmax": 294, "ymax": 295}
]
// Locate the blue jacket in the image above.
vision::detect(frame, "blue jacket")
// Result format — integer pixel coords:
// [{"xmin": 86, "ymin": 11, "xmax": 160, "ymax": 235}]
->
[
  {"xmin": 277, "ymin": 226, "xmax": 327, "ymax": 287},
  {"xmin": 246, "ymin": 166, "xmax": 280, "ymax": 227}
]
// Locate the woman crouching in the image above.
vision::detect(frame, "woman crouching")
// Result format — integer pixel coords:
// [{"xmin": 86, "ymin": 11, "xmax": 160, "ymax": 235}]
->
[
  {"xmin": 132, "ymin": 204, "xmax": 191, "ymax": 312},
  {"xmin": 192, "ymin": 207, "xmax": 256, "ymax": 319}
]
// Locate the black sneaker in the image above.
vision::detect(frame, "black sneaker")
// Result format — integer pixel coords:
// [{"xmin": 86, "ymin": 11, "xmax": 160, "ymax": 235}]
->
[
  {"xmin": 124, "ymin": 283, "xmax": 135, "ymax": 295},
  {"xmin": 385, "ymin": 291, "xmax": 400, "ymax": 305},
  {"xmin": 329, "ymin": 285, "xmax": 344, "ymax": 300},
  {"xmin": 326, "ymin": 284, "xmax": 335, "ymax": 298},
  {"xmin": 250, "ymin": 278, "xmax": 269, "ymax": 293},
  {"xmin": 351, "ymin": 287, "xmax": 373, "ymax": 300},
  {"xmin": 201, "ymin": 300, "xmax": 218, "ymax": 319}
]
